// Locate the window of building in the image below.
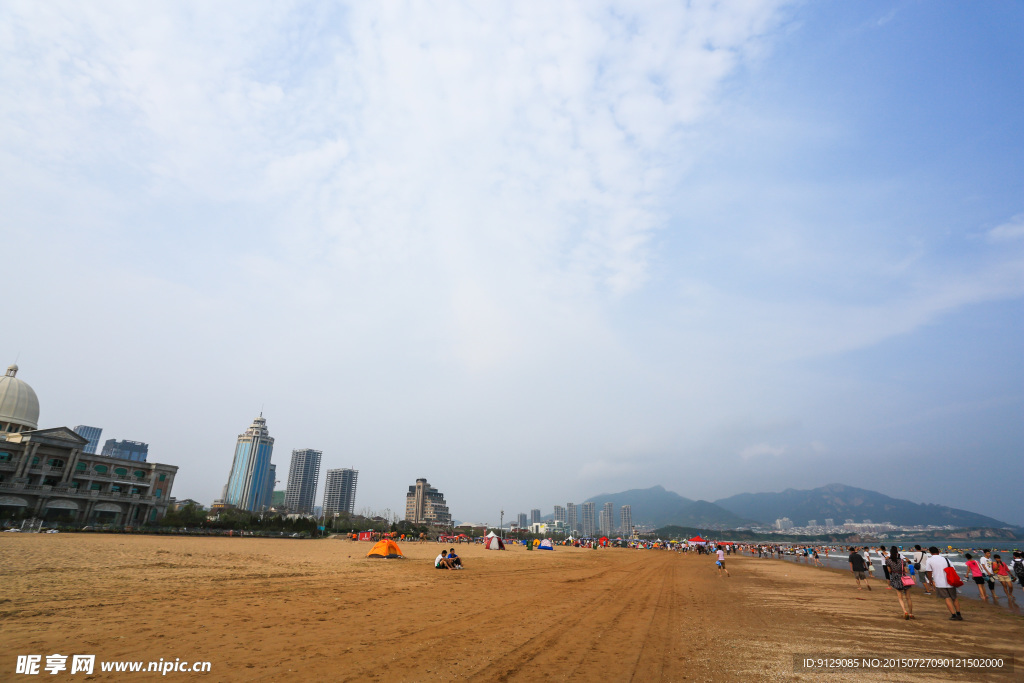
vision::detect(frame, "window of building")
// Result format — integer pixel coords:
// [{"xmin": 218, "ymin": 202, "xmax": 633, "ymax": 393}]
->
[
  {"xmin": 76, "ymin": 462, "xmax": 87, "ymax": 471},
  {"xmin": 31, "ymin": 456, "xmax": 40, "ymax": 466},
  {"xmin": 134, "ymin": 470, "xmax": 146, "ymax": 479},
  {"xmin": 130, "ymin": 487, "xmax": 140, "ymax": 495},
  {"xmin": 0, "ymin": 451, "xmax": 10, "ymax": 462},
  {"xmin": 70, "ymin": 482, "xmax": 79, "ymax": 489},
  {"xmin": 111, "ymin": 485, "xmax": 121, "ymax": 492},
  {"xmin": 43, "ymin": 477, "xmax": 59, "ymax": 486},
  {"xmin": 155, "ymin": 489, "xmax": 162, "ymax": 498},
  {"xmin": 90, "ymin": 483, "xmax": 101, "ymax": 491},
  {"xmin": 48, "ymin": 458, "xmax": 64, "ymax": 468},
  {"xmin": 159, "ymin": 473, "xmax": 166, "ymax": 482},
  {"xmin": 114, "ymin": 468, "xmax": 128, "ymax": 476},
  {"xmin": 93, "ymin": 464, "xmax": 108, "ymax": 473}
]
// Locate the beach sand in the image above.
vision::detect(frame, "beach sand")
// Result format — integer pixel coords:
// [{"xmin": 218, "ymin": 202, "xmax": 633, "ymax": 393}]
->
[{"xmin": 1, "ymin": 535, "xmax": 1021, "ymax": 681}]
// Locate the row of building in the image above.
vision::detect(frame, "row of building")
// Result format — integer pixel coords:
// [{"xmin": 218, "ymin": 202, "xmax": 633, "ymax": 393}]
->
[
  {"xmin": 513, "ymin": 502, "xmax": 633, "ymax": 537},
  {"xmin": 215, "ymin": 414, "xmax": 359, "ymax": 519}
]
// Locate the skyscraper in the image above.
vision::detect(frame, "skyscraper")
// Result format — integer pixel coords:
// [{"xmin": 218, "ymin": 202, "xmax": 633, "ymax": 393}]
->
[
  {"xmin": 73, "ymin": 425, "xmax": 102, "ymax": 454},
  {"xmin": 284, "ymin": 448, "xmax": 322, "ymax": 515},
  {"xmin": 620, "ymin": 505, "xmax": 632, "ymax": 536},
  {"xmin": 323, "ymin": 468, "xmax": 359, "ymax": 517},
  {"xmin": 530, "ymin": 508, "xmax": 541, "ymax": 525},
  {"xmin": 517, "ymin": 512, "xmax": 528, "ymax": 529},
  {"xmin": 404, "ymin": 478, "xmax": 451, "ymax": 526},
  {"xmin": 553, "ymin": 505, "xmax": 566, "ymax": 523},
  {"xmin": 581, "ymin": 502, "xmax": 596, "ymax": 537},
  {"xmin": 566, "ymin": 503, "xmax": 578, "ymax": 533},
  {"xmin": 223, "ymin": 415, "xmax": 275, "ymax": 512},
  {"xmin": 101, "ymin": 439, "xmax": 148, "ymax": 462}
]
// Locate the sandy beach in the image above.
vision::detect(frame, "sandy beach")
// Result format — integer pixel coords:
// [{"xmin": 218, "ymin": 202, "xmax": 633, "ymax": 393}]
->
[{"xmin": 1, "ymin": 535, "xmax": 1022, "ymax": 681}]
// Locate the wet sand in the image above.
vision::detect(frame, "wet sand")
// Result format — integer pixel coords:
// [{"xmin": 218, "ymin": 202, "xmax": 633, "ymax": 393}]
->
[{"xmin": 1, "ymin": 535, "xmax": 1022, "ymax": 681}]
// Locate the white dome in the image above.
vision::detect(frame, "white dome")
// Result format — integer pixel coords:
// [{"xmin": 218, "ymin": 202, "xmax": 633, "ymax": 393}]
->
[{"xmin": 0, "ymin": 365, "xmax": 40, "ymax": 431}]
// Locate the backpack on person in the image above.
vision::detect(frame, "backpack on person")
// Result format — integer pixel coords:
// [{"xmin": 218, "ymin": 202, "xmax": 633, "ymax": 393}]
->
[{"xmin": 1013, "ymin": 558, "xmax": 1024, "ymax": 585}]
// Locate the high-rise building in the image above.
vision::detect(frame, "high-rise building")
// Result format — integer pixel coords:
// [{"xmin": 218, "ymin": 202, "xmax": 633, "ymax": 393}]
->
[
  {"xmin": 530, "ymin": 508, "xmax": 541, "ymax": 525},
  {"xmin": 824, "ymin": 518, "xmax": 835, "ymax": 528},
  {"xmin": 620, "ymin": 505, "xmax": 632, "ymax": 536},
  {"xmin": 553, "ymin": 505, "xmax": 566, "ymax": 523},
  {"xmin": 73, "ymin": 425, "xmax": 102, "ymax": 454},
  {"xmin": 223, "ymin": 415, "xmax": 275, "ymax": 513},
  {"xmin": 284, "ymin": 448, "xmax": 322, "ymax": 515},
  {"xmin": 517, "ymin": 512, "xmax": 528, "ymax": 529},
  {"xmin": 566, "ymin": 503, "xmax": 578, "ymax": 533},
  {"xmin": 581, "ymin": 502, "xmax": 596, "ymax": 537},
  {"xmin": 807, "ymin": 519, "xmax": 817, "ymax": 528},
  {"xmin": 271, "ymin": 490, "xmax": 286, "ymax": 507},
  {"xmin": 600, "ymin": 502, "xmax": 614, "ymax": 534},
  {"xmin": 323, "ymin": 468, "xmax": 359, "ymax": 517},
  {"xmin": 101, "ymin": 439, "xmax": 148, "ymax": 462},
  {"xmin": 404, "ymin": 478, "xmax": 451, "ymax": 526}
]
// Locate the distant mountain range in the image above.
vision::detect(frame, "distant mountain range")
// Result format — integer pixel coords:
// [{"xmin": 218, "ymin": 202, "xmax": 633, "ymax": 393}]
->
[
  {"xmin": 713, "ymin": 484, "xmax": 1012, "ymax": 529},
  {"xmin": 583, "ymin": 486, "xmax": 753, "ymax": 530},
  {"xmin": 582, "ymin": 484, "xmax": 1013, "ymax": 530}
]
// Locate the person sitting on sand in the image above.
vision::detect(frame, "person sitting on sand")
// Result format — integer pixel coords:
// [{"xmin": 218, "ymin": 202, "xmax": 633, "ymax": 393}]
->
[
  {"xmin": 435, "ymin": 551, "xmax": 454, "ymax": 570},
  {"xmin": 447, "ymin": 548, "xmax": 462, "ymax": 569}
]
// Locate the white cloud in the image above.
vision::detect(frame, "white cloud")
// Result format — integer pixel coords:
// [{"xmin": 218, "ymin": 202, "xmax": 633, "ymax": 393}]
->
[{"xmin": 988, "ymin": 213, "xmax": 1024, "ymax": 243}]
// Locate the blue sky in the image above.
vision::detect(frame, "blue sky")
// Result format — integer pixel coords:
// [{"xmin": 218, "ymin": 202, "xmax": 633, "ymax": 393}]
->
[{"xmin": 2, "ymin": 1, "xmax": 1022, "ymax": 524}]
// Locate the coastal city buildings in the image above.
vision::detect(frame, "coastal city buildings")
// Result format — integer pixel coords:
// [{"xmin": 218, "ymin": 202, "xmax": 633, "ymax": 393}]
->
[
  {"xmin": 72, "ymin": 425, "xmax": 102, "ymax": 454},
  {"xmin": 600, "ymin": 502, "xmax": 614, "ymax": 535},
  {"xmin": 581, "ymin": 502, "xmax": 596, "ymax": 537},
  {"xmin": 404, "ymin": 478, "xmax": 451, "ymax": 526},
  {"xmin": 323, "ymin": 467, "xmax": 358, "ymax": 517},
  {"xmin": 530, "ymin": 508, "xmax": 541, "ymax": 525},
  {"xmin": 566, "ymin": 503, "xmax": 577, "ymax": 533},
  {"xmin": 517, "ymin": 512, "xmax": 528, "ymax": 529},
  {"xmin": 773, "ymin": 517, "xmax": 794, "ymax": 530},
  {"xmin": 825, "ymin": 518, "xmax": 835, "ymax": 528},
  {"xmin": 284, "ymin": 448, "xmax": 322, "ymax": 514},
  {"xmin": 620, "ymin": 505, "xmax": 632, "ymax": 536},
  {"xmin": 553, "ymin": 505, "xmax": 565, "ymax": 523},
  {"xmin": 101, "ymin": 439, "xmax": 148, "ymax": 462},
  {"xmin": 222, "ymin": 414, "xmax": 276, "ymax": 513},
  {"xmin": 0, "ymin": 365, "xmax": 176, "ymax": 524}
]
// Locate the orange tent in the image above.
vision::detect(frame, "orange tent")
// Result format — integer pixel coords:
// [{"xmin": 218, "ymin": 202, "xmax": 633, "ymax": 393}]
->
[{"xmin": 366, "ymin": 539, "xmax": 403, "ymax": 558}]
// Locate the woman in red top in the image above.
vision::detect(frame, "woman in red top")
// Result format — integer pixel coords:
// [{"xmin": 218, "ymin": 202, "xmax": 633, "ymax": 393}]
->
[
  {"xmin": 991, "ymin": 554, "xmax": 1014, "ymax": 598},
  {"xmin": 964, "ymin": 553, "xmax": 990, "ymax": 600}
]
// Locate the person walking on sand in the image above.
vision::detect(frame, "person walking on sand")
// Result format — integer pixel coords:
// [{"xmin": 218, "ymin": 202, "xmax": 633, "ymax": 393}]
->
[
  {"xmin": 926, "ymin": 546, "xmax": 963, "ymax": 620},
  {"xmin": 849, "ymin": 546, "xmax": 871, "ymax": 590},
  {"xmin": 878, "ymin": 545, "xmax": 893, "ymax": 589},
  {"xmin": 964, "ymin": 553, "xmax": 989, "ymax": 600},
  {"xmin": 912, "ymin": 545, "xmax": 933, "ymax": 595},
  {"xmin": 715, "ymin": 545, "xmax": 730, "ymax": 577},
  {"xmin": 991, "ymin": 554, "xmax": 1014, "ymax": 598},
  {"xmin": 885, "ymin": 546, "xmax": 915, "ymax": 620}
]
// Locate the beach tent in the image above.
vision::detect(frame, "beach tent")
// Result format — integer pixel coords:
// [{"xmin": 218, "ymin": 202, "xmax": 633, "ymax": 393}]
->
[
  {"xmin": 688, "ymin": 536, "xmax": 707, "ymax": 545},
  {"xmin": 366, "ymin": 539, "xmax": 403, "ymax": 558},
  {"xmin": 484, "ymin": 532, "xmax": 505, "ymax": 550},
  {"xmin": 599, "ymin": 537, "xmax": 609, "ymax": 547},
  {"xmin": 538, "ymin": 538, "xmax": 554, "ymax": 551}
]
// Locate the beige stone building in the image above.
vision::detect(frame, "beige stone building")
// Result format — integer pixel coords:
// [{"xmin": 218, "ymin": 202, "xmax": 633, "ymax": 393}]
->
[
  {"xmin": 0, "ymin": 365, "xmax": 177, "ymax": 526},
  {"xmin": 404, "ymin": 477, "xmax": 451, "ymax": 527}
]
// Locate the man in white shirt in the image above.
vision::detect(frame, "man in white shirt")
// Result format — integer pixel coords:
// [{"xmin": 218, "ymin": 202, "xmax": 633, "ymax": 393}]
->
[
  {"xmin": 925, "ymin": 546, "xmax": 962, "ymax": 621},
  {"xmin": 434, "ymin": 551, "xmax": 453, "ymax": 570},
  {"xmin": 980, "ymin": 550, "xmax": 994, "ymax": 578}
]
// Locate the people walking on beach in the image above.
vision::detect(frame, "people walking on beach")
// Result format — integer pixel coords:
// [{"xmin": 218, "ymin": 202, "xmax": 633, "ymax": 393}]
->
[
  {"xmin": 715, "ymin": 545, "xmax": 730, "ymax": 577},
  {"xmin": 878, "ymin": 546, "xmax": 893, "ymax": 589},
  {"xmin": 848, "ymin": 547, "xmax": 871, "ymax": 590},
  {"xmin": 812, "ymin": 549, "xmax": 822, "ymax": 567},
  {"xmin": 991, "ymin": 554, "xmax": 1013, "ymax": 598},
  {"xmin": 862, "ymin": 547, "xmax": 877, "ymax": 583},
  {"xmin": 925, "ymin": 546, "xmax": 963, "ymax": 620},
  {"xmin": 964, "ymin": 553, "xmax": 989, "ymax": 600},
  {"xmin": 981, "ymin": 550, "xmax": 997, "ymax": 596},
  {"xmin": 912, "ymin": 545, "xmax": 932, "ymax": 594},
  {"xmin": 885, "ymin": 546, "xmax": 915, "ymax": 619}
]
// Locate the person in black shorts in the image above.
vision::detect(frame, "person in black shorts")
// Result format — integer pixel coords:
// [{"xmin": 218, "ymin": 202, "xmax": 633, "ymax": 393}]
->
[{"xmin": 849, "ymin": 546, "xmax": 871, "ymax": 590}]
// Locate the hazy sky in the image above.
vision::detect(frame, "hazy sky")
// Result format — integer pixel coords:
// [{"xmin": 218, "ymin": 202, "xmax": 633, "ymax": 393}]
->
[{"xmin": 3, "ymin": 2, "xmax": 1022, "ymax": 525}]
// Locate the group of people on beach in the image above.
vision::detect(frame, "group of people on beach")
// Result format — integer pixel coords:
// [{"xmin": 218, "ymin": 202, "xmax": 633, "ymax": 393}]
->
[
  {"xmin": 848, "ymin": 545, "xmax": 1023, "ymax": 621},
  {"xmin": 434, "ymin": 547, "xmax": 463, "ymax": 570}
]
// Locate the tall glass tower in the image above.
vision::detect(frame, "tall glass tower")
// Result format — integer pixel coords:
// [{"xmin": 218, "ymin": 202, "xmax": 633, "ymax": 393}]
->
[
  {"xmin": 224, "ymin": 415, "xmax": 275, "ymax": 512},
  {"xmin": 73, "ymin": 425, "xmax": 103, "ymax": 454},
  {"xmin": 284, "ymin": 448, "xmax": 322, "ymax": 515}
]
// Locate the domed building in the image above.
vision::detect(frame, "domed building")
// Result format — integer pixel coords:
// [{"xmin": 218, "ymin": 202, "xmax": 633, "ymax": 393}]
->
[
  {"xmin": 0, "ymin": 365, "xmax": 177, "ymax": 526},
  {"xmin": 0, "ymin": 364, "xmax": 40, "ymax": 435}
]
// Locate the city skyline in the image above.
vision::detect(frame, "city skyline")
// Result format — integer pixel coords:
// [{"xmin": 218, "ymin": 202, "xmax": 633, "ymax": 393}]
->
[
  {"xmin": 3, "ymin": 3, "xmax": 1021, "ymax": 525},
  {"xmin": 284, "ymin": 448, "xmax": 322, "ymax": 515}
]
